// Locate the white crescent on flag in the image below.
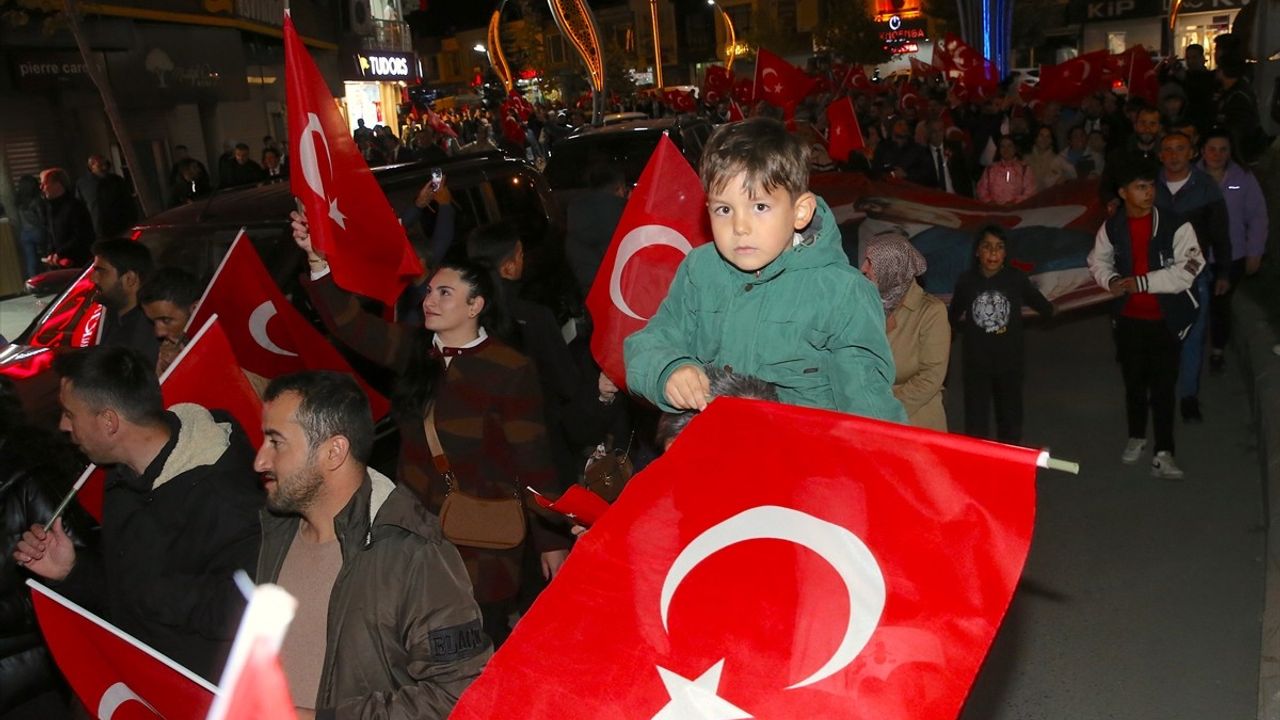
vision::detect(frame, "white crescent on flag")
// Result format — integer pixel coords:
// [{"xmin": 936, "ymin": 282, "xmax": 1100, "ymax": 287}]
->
[
  {"xmin": 610, "ymin": 225, "xmax": 695, "ymax": 321},
  {"xmin": 248, "ymin": 301, "xmax": 299, "ymax": 357}
]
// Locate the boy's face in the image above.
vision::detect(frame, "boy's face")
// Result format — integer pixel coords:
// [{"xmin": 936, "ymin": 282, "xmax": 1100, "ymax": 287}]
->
[
  {"xmin": 977, "ymin": 234, "xmax": 1006, "ymax": 276},
  {"xmin": 707, "ymin": 172, "xmax": 816, "ymax": 273},
  {"xmin": 1119, "ymin": 179, "xmax": 1155, "ymax": 214}
]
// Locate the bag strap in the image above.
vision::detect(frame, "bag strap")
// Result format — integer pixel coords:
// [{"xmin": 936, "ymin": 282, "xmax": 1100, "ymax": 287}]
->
[{"xmin": 423, "ymin": 404, "xmax": 457, "ymax": 491}]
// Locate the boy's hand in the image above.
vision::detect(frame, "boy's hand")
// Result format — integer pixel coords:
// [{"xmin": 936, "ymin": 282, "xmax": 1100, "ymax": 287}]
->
[{"xmin": 665, "ymin": 365, "xmax": 711, "ymax": 411}]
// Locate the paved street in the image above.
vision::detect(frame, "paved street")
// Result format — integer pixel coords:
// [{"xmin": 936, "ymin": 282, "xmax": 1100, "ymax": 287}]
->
[{"xmin": 957, "ymin": 308, "xmax": 1264, "ymax": 719}]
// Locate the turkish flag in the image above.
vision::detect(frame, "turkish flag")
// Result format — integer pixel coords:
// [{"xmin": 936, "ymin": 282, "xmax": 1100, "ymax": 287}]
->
[
  {"xmin": 704, "ymin": 65, "xmax": 733, "ymax": 98},
  {"xmin": 846, "ymin": 64, "xmax": 873, "ymax": 94},
  {"xmin": 731, "ymin": 76, "xmax": 755, "ymax": 105},
  {"xmin": 284, "ymin": 11, "xmax": 421, "ymax": 307},
  {"xmin": 1037, "ymin": 50, "xmax": 1109, "ymax": 104},
  {"xmin": 1125, "ymin": 45, "xmax": 1159, "ymax": 105},
  {"xmin": 189, "ymin": 231, "xmax": 390, "ymax": 420},
  {"xmin": 754, "ymin": 48, "xmax": 816, "ymax": 110},
  {"xmin": 452, "ymin": 398, "xmax": 1039, "ymax": 719},
  {"xmin": 727, "ymin": 99, "xmax": 745, "ymax": 122},
  {"xmin": 899, "ymin": 84, "xmax": 923, "ymax": 113},
  {"xmin": 159, "ymin": 316, "xmax": 264, "ymax": 448},
  {"xmin": 826, "ymin": 97, "xmax": 865, "ymax": 163},
  {"xmin": 586, "ymin": 136, "xmax": 712, "ymax": 391},
  {"xmin": 909, "ymin": 57, "xmax": 938, "ymax": 83},
  {"xmin": 29, "ymin": 580, "xmax": 217, "ymax": 719}
]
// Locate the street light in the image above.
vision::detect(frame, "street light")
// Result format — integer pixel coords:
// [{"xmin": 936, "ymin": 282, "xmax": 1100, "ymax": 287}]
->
[
  {"xmin": 473, "ymin": 43, "xmax": 486, "ymax": 53},
  {"xmin": 707, "ymin": 0, "xmax": 737, "ymax": 72}
]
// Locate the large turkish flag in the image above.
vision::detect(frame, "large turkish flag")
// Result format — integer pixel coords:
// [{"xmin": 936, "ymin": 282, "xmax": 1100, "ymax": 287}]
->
[
  {"xmin": 284, "ymin": 10, "xmax": 421, "ymax": 307},
  {"xmin": 189, "ymin": 230, "xmax": 390, "ymax": 419},
  {"xmin": 29, "ymin": 580, "xmax": 217, "ymax": 719},
  {"xmin": 452, "ymin": 398, "xmax": 1040, "ymax": 719},
  {"xmin": 586, "ymin": 136, "xmax": 712, "ymax": 390}
]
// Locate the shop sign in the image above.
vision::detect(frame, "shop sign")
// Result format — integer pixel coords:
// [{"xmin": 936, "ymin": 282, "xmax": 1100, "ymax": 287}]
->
[
  {"xmin": 1072, "ymin": 0, "xmax": 1161, "ymax": 21},
  {"xmin": 1162, "ymin": 0, "xmax": 1244, "ymax": 10},
  {"xmin": 104, "ymin": 25, "xmax": 249, "ymax": 105},
  {"xmin": 237, "ymin": 0, "xmax": 285, "ymax": 27},
  {"xmin": 879, "ymin": 16, "xmax": 927, "ymax": 55},
  {"xmin": 345, "ymin": 51, "xmax": 419, "ymax": 81},
  {"xmin": 10, "ymin": 51, "xmax": 95, "ymax": 90}
]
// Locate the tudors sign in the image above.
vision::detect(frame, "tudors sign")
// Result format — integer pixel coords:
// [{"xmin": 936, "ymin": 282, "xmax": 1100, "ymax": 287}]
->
[{"xmin": 343, "ymin": 51, "xmax": 419, "ymax": 81}]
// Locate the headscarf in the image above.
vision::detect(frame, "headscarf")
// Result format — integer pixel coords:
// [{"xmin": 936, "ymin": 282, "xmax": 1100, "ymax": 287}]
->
[{"xmin": 864, "ymin": 229, "xmax": 927, "ymax": 315}]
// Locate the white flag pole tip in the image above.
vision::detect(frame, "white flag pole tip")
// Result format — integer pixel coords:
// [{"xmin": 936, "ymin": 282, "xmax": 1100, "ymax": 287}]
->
[
  {"xmin": 43, "ymin": 465, "xmax": 97, "ymax": 532},
  {"xmin": 1036, "ymin": 451, "xmax": 1080, "ymax": 475}
]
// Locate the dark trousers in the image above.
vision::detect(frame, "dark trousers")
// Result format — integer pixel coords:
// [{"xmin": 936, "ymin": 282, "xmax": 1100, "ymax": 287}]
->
[
  {"xmin": 1209, "ymin": 258, "xmax": 1246, "ymax": 352},
  {"xmin": 963, "ymin": 364, "xmax": 1024, "ymax": 444},
  {"xmin": 1116, "ymin": 316, "xmax": 1181, "ymax": 454}
]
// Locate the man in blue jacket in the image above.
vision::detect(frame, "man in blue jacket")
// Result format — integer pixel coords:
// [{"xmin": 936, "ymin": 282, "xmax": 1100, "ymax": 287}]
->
[{"xmin": 1156, "ymin": 131, "xmax": 1230, "ymax": 423}]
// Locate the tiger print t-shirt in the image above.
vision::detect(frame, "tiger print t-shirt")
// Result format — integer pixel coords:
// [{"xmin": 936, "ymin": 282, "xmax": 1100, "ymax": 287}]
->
[{"xmin": 949, "ymin": 266, "xmax": 1055, "ymax": 372}]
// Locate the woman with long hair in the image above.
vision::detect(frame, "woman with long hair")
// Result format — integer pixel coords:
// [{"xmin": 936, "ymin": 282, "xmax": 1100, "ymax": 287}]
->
[{"xmin": 290, "ymin": 210, "xmax": 569, "ymax": 647}]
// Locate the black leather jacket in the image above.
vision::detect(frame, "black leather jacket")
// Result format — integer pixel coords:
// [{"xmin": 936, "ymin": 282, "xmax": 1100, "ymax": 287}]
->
[{"xmin": 0, "ymin": 430, "xmax": 95, "ymax": 714}]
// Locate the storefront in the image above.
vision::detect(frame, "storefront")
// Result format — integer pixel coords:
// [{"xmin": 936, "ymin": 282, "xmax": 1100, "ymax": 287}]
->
[
  {"xmin": 1169, "ymin": 0, "xmax": 1243, "ymax": 63},
  {"xmin": 341, "ymin": 50, "xmax": 419, "ymax": 136},
  {"xmin": 1073, "ymin": 0, "xmax": 1247, "ymax": 59}
]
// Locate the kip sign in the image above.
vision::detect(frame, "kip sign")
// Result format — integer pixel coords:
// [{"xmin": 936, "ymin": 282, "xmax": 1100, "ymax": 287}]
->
[{"xmin": 346, "ymin": 51, "xmax": 418, "ymax": 81}]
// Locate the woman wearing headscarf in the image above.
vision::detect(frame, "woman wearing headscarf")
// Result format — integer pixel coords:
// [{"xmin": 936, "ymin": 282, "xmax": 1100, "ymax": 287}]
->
[{"xmin": 861, "ymin": 229, "xmax": 951, "ymax": 431}]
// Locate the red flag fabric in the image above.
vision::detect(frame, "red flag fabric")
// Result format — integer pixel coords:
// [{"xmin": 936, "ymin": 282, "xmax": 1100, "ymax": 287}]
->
[
  {"xmin": 586, "ymin": 136, "xmax": 713, "ymax": 390},
  {"xmin": 189, "ymin": 231, "xmax": 390, "ymax": 419},
  {"xmin": 159, "ymin": 316, "xmax": 265, "ymax": 448},
  {"xmin": 826, "ymin": 97, "xmax": 865, "ymax": 163},
  {"xmin": 212, "ymin": 638, "xmax": 297, "ymax": 720},
  {"xmin": 29, "ymin": 580, "xmax": 217, "ymax": 719},
  {"xmin": 899, "ymin": 84, "xmax": 923, "ymax": 113},
  {"xmin": 845, "ymin": 64, "xmax": 874, "ymax": 94},
  {"xmin": 940, "ymin": 34, "xmax": 999, "ymax": 98},
  {"xmin": 703, "ymin": 65, "xmax": 733, "ymax": 98},
  {"xmin": 1125, "ymin": 45, "xmax": 1159, "ymax": 105},
  {"xmin": 727, "ymin": 100, "xmax": 745, "ymax": 122},
  {"xmin": 285, "ymin": 11, "xmax": 421, "ymax": 307},
  {"xmin": 452, "ymin": 398, "xmax": 1040, "ymax": 719},
  {"xmin": 1037, "ymin": 50, "xmax": 1110, "ymax": 104},
  {"xmin": 754, "ymin": 48, "xmax": 816, "ymax": 109},
  {"xmin": 731, "ymin": 77, "xmax": 755, "ymax": 105},
  {"xmin": 909, "ymin": 57, "xmax": 937, "ymax": 83}
]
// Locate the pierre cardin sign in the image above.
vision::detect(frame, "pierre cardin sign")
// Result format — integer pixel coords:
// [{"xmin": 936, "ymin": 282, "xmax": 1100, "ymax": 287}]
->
[{"xmin": 345, "ymin": 51, "xmax": 419, "ymax": 81}]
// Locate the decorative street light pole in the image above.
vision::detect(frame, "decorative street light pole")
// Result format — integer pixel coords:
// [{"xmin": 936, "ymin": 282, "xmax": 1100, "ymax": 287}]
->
[
  {"xmin": 708, "ymin": 0, "xmax": 738, "ymax": 72},
  {"xmin": 548, "ymin": 0, "xmax": 607, "ymax": 124},
  {"xmin": 650, "ymin": 0, "xmax": 665, "ymax": 88},
  {"xmin": 958, "ymin": 0, "xmax": 1012, "ymax": 78}
]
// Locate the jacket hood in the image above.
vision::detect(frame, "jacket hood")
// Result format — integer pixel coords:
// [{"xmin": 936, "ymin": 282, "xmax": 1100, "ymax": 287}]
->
[{"xmin": 153, "ymin": 403, "xmax": 234, "ymax": 490}]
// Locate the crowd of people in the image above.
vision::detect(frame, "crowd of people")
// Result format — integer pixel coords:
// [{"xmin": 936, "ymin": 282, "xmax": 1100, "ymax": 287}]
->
[{"xmin": 2, "ymin": 30, "xmax": 1273, "ymax": 718}]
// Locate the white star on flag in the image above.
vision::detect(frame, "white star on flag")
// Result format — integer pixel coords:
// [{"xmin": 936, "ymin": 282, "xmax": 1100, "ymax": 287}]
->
[
  {"xmin": 328, "ymin": 198, "xmax": 346, "ymax": 229},
  {"xmin": 651, "ymin": 660, "xmax": 753, "ymax": 720}
]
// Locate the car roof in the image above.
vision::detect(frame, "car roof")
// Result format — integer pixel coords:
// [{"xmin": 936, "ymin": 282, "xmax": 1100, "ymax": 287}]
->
[
  {"xmin": 137, "ymin": 152, "xmax": 516, "ymax": 229},
  {"xmin": 567, "ymin": 117, "xmax": 687, "ymax": 139}
]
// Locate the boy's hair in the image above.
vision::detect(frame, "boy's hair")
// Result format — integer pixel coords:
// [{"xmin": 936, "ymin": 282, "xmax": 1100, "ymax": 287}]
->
[
  {"xmin": 264, "ymin": 371, "xmax": 374, "ymax": 466},
  {"xmin": 655, "ymin": 365, "xmax": 778, "ymax": 449},
  {"xmin": 139, "ymin": 266, "xmax": 202, "ymax": 309},
  {"xmin": 700, "ymin": 117, "xmax": 810, "ymax": 197},
  {"xmin": 1115, "ymin": 156, "xmax": 1160, "ymax": 188},
  {"xmin": 54, "ymin": 346, "xmax": 165, "ymax": 425},
  {"xmin": 92, "ymin": 239, "xmax": 154, "ymax": 282}
]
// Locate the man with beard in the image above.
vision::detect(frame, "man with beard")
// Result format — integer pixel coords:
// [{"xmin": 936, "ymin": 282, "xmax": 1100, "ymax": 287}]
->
[
  {"xmin": 1100, "ymin": 106, "xmax": 1163, "ymax": 210},
  {"xmin": 90, "ymin": 239, "xmax": 159, "ymax": 367},
  {"xmin": 872, "ymin": 118, "xmax": 932, "ymax": 185},
  {"xmin": 13, "ymin": 346, "xmax": 263, "ymax": 681},
  {"xmin": 253, "ymin": 371, "xmax": 489, "ymax": 719}
]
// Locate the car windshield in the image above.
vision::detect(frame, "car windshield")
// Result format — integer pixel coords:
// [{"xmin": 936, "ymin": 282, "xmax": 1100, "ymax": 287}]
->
[{"xmin": 545, "ymin": 132, "xmax": 664, "ymax": 189}]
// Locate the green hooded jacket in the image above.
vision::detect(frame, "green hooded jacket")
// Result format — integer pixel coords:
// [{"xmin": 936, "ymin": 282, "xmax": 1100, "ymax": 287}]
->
[{"xmin": 625, "ymin": 197, "xmax": 906, "ymax": 422}]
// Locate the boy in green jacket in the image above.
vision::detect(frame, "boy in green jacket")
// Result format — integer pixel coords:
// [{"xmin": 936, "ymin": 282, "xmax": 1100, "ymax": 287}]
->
[{"xmin": 625, "ymin": 118, "xmax": 906, "ymax": 422}]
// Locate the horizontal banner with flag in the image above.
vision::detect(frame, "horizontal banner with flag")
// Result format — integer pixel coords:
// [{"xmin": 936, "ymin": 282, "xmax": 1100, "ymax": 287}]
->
[{"xmin": 453, "ymin": 398, "xmax": 1041, "ymax": 718}]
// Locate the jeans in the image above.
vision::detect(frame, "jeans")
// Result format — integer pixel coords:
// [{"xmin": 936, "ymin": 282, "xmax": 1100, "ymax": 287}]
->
[
  {"xmin": 1176, "ymin": 268, "xmax": 1211, "ymax": 399},
  {"xmin": 1118, "ymin": 316, "xmax": 1181, "ymax": 454}
]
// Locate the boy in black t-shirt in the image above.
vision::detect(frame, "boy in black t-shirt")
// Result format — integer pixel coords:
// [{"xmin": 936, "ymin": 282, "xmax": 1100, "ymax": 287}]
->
[{"xmin": 949, "ymin": 225, "xmax": 1055, "ymax": 444}]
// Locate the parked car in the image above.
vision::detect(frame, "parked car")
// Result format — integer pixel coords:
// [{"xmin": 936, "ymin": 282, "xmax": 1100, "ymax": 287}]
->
[
  {"xmin": 543, "ymin": 117, "xmax": 713, "ymax": 211},
  {"xmin": 2, "ymin": 153, "xmax": 571, "ymax": 435}
]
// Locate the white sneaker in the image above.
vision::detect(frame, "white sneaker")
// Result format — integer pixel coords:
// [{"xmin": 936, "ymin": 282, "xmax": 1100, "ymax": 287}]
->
[
  {"xmin": 1121, "ymin": 438, "xmax": 1147, "ymax": 464},
  {"xmin": 1151, "ymin": 451, "xmax": 1185, "ymax": 479}
]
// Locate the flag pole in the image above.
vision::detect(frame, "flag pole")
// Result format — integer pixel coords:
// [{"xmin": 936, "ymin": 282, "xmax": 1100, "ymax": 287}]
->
[
  {"xmin": 43, "ymin": 465, "xmax": 98, "ymax": 532},
  {"xmin": 1036, "ymin": 452, "xmax": 1080, "ymax": 475}
]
